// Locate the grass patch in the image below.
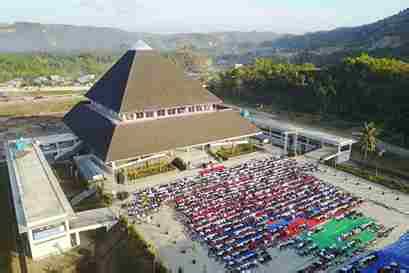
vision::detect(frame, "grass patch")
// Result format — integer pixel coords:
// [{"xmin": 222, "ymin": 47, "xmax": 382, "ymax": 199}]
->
[
  {"xmin": 216, "ymin": 143, "xmax": 258, "ymax": 160},
  {"xmin": 0, "ymin": 97, "xmax": 85, "ymax": 117},
  {"xmin": 334, "ymin": 163, "xmax": 409, "ymax": 194},
  {"xmin": 351, "ymin": 146, "xmax": 409, "ymax": 179}
]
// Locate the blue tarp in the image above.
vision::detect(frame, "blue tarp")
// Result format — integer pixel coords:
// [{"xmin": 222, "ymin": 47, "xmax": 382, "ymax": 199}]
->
[
  {"xmin": 345, "ymin": 232, "xmax": 409, "ymax": 272},
  {"xmin": 267, "ymin": 219, "xmax": 289, "ymax": 230}
]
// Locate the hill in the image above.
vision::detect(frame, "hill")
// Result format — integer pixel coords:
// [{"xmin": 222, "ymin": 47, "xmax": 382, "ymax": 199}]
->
[
  {"xmin": 0, "ymin": 22, "xmax": 281, "ymax": 54},
  {"xmin": 261, "ymin": 8, "xmax": 409, "ymax": 63},
  {"xmin": 269, "ymin": 9, "xmax": 409, "ymax": 51}
]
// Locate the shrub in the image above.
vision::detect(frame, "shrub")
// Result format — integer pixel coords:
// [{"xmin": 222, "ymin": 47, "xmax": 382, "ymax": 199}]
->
[
  {"xmin": 102, "ymin": 193, "xmax": 114, "ymax": 206},
  {"xmin": 117, "ymin": 191, "xmax": 130, "ymax": 201},
  {"xmin": 124, "ymin": 161, "xmax": 175, "ymax": 182},
  {"xmin": 207, "ymin": 149, "xmax": 223, "ymax": 162},
  {"xmin": 172, "ymin": 157, "xmax": 187, "ymax": 171},
  {"xmin": 334, "ymin": 164, "xmax": 409, "ymax": 194},
  {"xmin": 216, "ymin": 144, "xmax": 256, "ymax": 159},
  {"xmin": 117, "ymin": 171, "xmax": 126, "ymax": 184}
]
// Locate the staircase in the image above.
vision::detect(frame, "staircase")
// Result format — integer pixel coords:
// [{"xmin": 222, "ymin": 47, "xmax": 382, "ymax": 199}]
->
[{"xmin": 55, "ymin": 141, "xmax": 83, "ymax": 161}]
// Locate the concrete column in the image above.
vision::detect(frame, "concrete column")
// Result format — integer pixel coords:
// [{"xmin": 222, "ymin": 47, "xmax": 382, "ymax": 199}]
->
[
  {"xmin": 65, "ymin": 220, "xmax": 70, "ymax": 239},
  {"xmin": 56, "ymin": 142, "xmax": 60, "ymax": 155},
  {"xmin": 294, "ymin": 133, "xmax": 298, "ymax": 156},
  {"xmin": 27, "ymin": 229, "xmax": 37, "ymax": 258},
  {"xmin": 75, "ymin": 232, "xmax": 80, "ymax": 246},
  {"xmin": 28, "ymin": 229, "xmax": 34, "ymax": 248},
  {"xmin": 283, "ymin": 132, "xmax": 288, "ymax": 156}
]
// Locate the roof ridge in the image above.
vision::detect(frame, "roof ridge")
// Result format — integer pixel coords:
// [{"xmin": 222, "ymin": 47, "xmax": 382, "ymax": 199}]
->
[{"xmin": 130, "ymin": 40, "xmax": 153, "ymax": 51}]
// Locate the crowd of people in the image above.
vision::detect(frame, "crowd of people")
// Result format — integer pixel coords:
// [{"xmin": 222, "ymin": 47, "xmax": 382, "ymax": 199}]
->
[{"xmin": 123, "ymin": 157, "xmax": 364, "ymax": 272}]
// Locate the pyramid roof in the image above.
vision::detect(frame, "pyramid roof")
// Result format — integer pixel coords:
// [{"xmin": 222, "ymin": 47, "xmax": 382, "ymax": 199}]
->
[{"xmin": 85, "ymin": 41, "xmax": 221, "ymax": 113}]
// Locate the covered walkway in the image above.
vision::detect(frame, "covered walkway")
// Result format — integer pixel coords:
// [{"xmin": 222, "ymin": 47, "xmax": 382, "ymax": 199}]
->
[{"xmin": 69, "ymin": 207, "xmax": 117, "ymax": 233}]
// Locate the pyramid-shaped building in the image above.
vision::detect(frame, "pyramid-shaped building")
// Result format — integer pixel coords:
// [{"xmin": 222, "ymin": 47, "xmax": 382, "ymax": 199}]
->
[{"xmin": 64, "ymin": 41, "xmax": 260, "ymax": 170}]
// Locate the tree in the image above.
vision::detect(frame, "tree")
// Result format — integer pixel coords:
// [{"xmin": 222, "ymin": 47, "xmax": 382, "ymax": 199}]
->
[
  {"xmin": 170, "ymin": 45, "xmax": 212, "ymax": 75},
  {"xmin": 209, "ymin": 54, "xmax": 409, "ymax": 149},
  {"xmin": 359, "ymin": 122, "xmax": 380, "ymax": 161}
]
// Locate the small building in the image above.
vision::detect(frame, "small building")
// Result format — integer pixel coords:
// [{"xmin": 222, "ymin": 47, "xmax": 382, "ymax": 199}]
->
[
  {"xmin": 49, "ymin": 75, "xmax": 65, "ymax": 85},
  {"xmin": 251, "ymin": 117, "xmax": 356, "ymax": 163},
  {"xmin": 33, "ymin": 76, "xmax": 49, "ymax": 86},
  {"xmin": 5, "ymin": 78, "xmax": 24, "ymax": 88},
  {"xmin": 77, "ymin": 74, "xmax": 96, "ymax": 85}
]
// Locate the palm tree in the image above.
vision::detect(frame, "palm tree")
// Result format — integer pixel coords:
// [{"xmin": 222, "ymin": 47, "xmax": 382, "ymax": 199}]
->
[{"xmin": 359, "ymin": 122, "xmax": 380, "ymax": 161}]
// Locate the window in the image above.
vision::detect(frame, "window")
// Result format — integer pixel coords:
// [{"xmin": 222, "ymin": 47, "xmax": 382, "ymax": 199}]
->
[
  {"xmin": 145, "ymin": 111, "xmax": 154, "ymax": 118},
  {"xmin": 167, "ymin": 108, "xmax": 176, "ymax": 115},
  {"xmin": 188, "ymin": 106, "xmax": 195, "ymax": 112},
  {"xmin": 177, "ymin": 107, "xmax": 186, "ymax": 114},
  {"xmin": 126, "ymin": 113, "xmax": 134, "ymax": 120},
  {"xmin": 204, "ymin": 105, "xmax": 211, "ymax": 111},
  {"xmin": 33, "ymin": 223, "xmax": 66, "ymax": 241},
  {"xmin": 341, "ymin": 145, "xmax": 350, "ymax": 152},
  {"xmin": 196, "ymin": 105, "xmax": 203, "ymax": 112},
  {"xmin": 135, "ymin": 112, "xmax": 144, "ymax": 119},
  {"xmin": 157, "ymin": 109, "xmax": 166, "ymax": 116}
]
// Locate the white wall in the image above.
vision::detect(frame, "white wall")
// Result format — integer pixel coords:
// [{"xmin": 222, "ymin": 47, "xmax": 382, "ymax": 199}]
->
[
  {"xmin": 30, "ymin": 234, "xmax": 72, "ymax": 260},
  {"xmin": 336, "ymin": 150, "xmax": 352, "ymax": 164}
]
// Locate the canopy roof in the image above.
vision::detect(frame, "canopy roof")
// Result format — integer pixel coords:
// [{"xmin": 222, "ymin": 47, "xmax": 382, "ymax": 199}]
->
[
  {"xmin": 64, "ymin": 102, "xmax": 260, "ymax": 163},
  {"xmin": 85, "ymin": 41, "xmax": 221, "ymax": 114}
]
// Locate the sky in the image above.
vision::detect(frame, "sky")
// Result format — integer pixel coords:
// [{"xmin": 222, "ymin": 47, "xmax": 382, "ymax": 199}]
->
[{"xmin": 1, "ymin": 0, "xmax": 408, "ymax": 34}]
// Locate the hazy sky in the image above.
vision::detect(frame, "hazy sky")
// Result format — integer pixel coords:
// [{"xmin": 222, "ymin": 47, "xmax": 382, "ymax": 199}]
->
[{"xmin": 1, "ymin": 0, "xmax": 408, "ymax": 34}]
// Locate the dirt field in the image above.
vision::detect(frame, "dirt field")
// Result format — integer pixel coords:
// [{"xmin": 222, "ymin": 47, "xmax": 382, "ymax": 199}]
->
[
  {"xmin": 0, "ymin": 97, "xmax": 84, "ymax": 117},
  {"xmin": 4, "ymin": 91, "xmax": 85, "ymax": 97},
  {"xmin": 23, "ymin": 232, "xmax": 97, "ymax": 273}
]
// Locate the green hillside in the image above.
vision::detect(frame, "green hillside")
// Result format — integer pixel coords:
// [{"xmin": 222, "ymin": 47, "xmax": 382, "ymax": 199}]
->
[
  {"xmin": 0, "ymin": 53, "xmax": 118, "ymax": 83},
  {"xmin": 208, "ymin": 54, "xmax": 409, "ymax": 147}
]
